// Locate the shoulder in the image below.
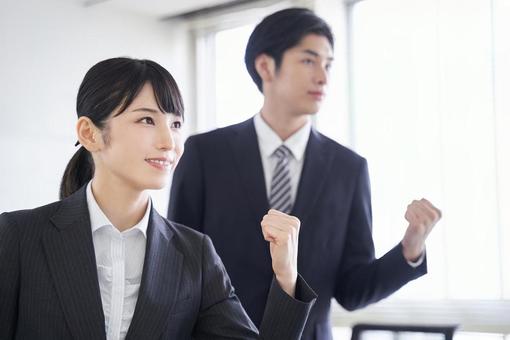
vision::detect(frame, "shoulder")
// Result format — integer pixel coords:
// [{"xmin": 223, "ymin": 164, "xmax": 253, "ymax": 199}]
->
[
  {"xmin": 166, "ymin": 219, "xmax": 205, "ymax": 245},
  {"xmin": 312, "ymin": 129, "xmax": 367, "ymax": 166},
  {"xmin": 159, "ymin": 217, "xmax": 219, "ymax": 261},
  {"xmin": 1, "ymin": 200, "xmax": 62, "ymax": 229},
  {"xmin": 0, "ymin": 200, "xmax": 62, "ymax": 239},
  {"xmin": 185, "ymin": 118, "xmax": 253, "ymax": 146}
]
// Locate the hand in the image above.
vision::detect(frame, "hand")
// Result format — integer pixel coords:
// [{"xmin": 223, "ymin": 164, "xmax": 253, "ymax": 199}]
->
[
  {"xmin": 260, "ymin": 209, "xmax": 300, "ymax": 297},
  {"xmin": 402, "ymin": 198, "xmax": 442, "ymax": 262}
]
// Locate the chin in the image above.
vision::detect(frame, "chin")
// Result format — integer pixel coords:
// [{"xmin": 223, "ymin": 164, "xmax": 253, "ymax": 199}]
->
[
  {"xmin": 299, "ymin": 107, "xmax": 320, "ymax": 116},
  {"xmin": 149, "ymin": 180, "xmax": 168, "ymax": 190},
  {"xmin": 299, "ymin": 102, "xmax": 320, "ymax": 115},
  {"xmin": 311, "ymin": 103, "xmax": 322, "ymax": 113},
  {"xmin": 140, "ymin": 176, "xmax": 170, "ymax": 191}
]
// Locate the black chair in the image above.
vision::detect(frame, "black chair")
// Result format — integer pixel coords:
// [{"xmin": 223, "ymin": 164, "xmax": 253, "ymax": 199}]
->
[{"xmin": 350, "ymin": 323, "xmax": 458, "ymax": 340}]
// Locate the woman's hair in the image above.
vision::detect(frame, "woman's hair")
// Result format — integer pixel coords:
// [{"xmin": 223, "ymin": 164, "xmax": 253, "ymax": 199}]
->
[{"xmin": 59, "ymin": 57, "xmax": 184, "ymax": 199}]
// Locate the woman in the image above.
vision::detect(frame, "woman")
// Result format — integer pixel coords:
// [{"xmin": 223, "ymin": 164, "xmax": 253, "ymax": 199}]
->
[{"xmin": 0, "ymin": 58, "xmax": 316, "ymax": 340}]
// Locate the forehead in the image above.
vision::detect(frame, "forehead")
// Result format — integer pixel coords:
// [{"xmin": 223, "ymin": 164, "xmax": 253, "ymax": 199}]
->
[
  {"xmin": 118, "ymin": 83, "xmax": 177, "ymax": 117},
  {"xmin": 289, "ymin": 33, "xmax": 333, "ymax": 59},
  {"xmin": 128, "ymin": 83, "xmax": 159, "ymax": 108}
]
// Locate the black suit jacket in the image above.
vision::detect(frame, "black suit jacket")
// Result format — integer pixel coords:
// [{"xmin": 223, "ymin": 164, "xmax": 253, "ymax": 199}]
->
[
  {"xmin": 0, "ymin": 185, "xmax": 316, "ymax": 340},
  {"xmin": 168, "ymin": 118, "xmax": 427, "ymax": 340}
]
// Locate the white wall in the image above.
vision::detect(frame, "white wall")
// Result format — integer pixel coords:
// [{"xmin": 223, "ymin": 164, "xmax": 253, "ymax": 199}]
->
[{"xmin": 0, "ymin": 0, "xmax": 193, "ymax": 213}]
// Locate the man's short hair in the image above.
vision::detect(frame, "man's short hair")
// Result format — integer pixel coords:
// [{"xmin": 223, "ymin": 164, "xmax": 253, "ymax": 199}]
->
[{"xmin": 244, "ymin": 7, "xmax": 334, "ymax": 92}]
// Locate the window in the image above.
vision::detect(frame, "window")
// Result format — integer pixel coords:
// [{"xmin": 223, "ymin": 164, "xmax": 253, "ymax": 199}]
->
[
  {"xmin": 191, "ymin": 0, "xmax": 510, "ymax": 336},
  {"xmin": 214, "ymin": 24, "xmax": 262, "ymax": 127},
  {"xmin": 336, "ymin": 0, "xmax": 510, "ymax": 335},
  {"xmin": 193, "ymin": 1, "xmax": 300, "ymax": 132}
]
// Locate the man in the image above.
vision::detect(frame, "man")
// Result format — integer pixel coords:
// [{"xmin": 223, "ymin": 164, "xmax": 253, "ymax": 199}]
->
[{"xmin": 168, "ymin": 7, "xmax": 441, "ymax": 340}]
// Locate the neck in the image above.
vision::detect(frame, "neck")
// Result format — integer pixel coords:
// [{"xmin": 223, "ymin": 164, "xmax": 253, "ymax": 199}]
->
[
  {"xmin": 260, "ymin": 101, "xmax": 309, "ymax": 141},
  {"xmin": 90, "ymin": 176, "xmax": 149, "ymax": 232}
]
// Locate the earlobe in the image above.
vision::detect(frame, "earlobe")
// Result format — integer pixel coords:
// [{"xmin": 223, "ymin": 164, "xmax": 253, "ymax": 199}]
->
[
  {"xmin": 76, "ymin": 117, "xmax": 101, "ymax": 152},
  {"xmin": 255, "ymin": 54, "xmax": 275, "ymax": 83}
]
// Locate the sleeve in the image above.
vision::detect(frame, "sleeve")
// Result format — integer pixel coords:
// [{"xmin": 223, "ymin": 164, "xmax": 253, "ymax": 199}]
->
[
  {"xmin": 167, "ymin": 136, "xmax": 205, "ymax": 232},
  {"xmin": 258, "ymin": 274, "xmax": 317, "ymax": 340},
  {"xmin": 192, "ymin": 236, "xmax": 316, "ymax": 340},
  {"xmin": 0, "ymin": 213, "xmax": 20, "ymax": 339},
  {"xmin": 334, "ymin": 159, "xmax": 427, "ymax": 311}
]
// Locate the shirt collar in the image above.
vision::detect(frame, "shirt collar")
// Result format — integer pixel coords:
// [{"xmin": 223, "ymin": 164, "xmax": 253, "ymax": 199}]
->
[
  {"xmin": 86, "ymin": 181, "xmax": 150, "ymax": 237},
  {"xmin": 253, "ymin": 113, "xmax": 311, "ymax": 161}
]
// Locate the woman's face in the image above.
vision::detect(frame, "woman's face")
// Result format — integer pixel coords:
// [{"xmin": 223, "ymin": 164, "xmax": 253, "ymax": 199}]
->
[{"xmin": 94, "ymin": 82, "xmax": 184, "ymax": 191}]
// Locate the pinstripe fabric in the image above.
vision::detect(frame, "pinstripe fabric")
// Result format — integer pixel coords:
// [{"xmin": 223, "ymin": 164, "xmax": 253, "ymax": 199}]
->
[
  {"xmin": 0, "ymin": 191, "xmax": 105, "ymax": 340},
  {"xmin": 0, "ymin": 186, "xmax": 316, "ymax": 340}
]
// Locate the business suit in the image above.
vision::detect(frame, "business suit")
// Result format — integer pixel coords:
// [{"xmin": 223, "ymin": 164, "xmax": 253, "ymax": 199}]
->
[
  {"xmin": 0, "ymin": 185, "xmax": 316, "ymax": 340},
  {"xmin": 168, "ymin": 117, "xmax": 427, "ymax": 340}
]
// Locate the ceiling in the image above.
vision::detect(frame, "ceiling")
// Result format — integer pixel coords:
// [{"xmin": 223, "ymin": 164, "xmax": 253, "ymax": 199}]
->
[{"xmin": 84, "ymin": 0, "xmax": 248, "ymax": 18}]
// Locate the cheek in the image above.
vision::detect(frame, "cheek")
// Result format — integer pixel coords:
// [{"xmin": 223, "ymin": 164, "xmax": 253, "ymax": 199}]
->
[{"xmin": 173, "ymin": 134, "xmax": 184, "ymax": 157}]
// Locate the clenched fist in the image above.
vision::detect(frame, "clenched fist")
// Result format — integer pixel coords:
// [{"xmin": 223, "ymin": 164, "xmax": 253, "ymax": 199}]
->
[
  {"xmin": 260, "ymin": 209, "xmax": 300, "ymax": 297},
  {"xmin": 402, "ymin": 198, "xmax": 442, "ymax": 262}
]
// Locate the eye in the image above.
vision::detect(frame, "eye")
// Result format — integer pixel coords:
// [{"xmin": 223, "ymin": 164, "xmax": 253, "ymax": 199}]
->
[
  {"xmin": 171, "ymin": 121, "xmax": 182, "ymax": 129},
  {"xmin": 303, "ymin": 58, "xmax": 314, "ymax": 65},
  {"xmin": 138, "ymin": 117, "xmax": 155, "ymax": 125},
  {"xmin": 325, "ymin": 63, "xmax": 332, "ymax": 72}
]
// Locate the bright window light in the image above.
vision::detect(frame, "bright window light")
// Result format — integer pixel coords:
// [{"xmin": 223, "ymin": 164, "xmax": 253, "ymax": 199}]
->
[
  {"xmin": 351, "ymin": 0, "xmax": 505, "ymax": 301},
  {"xmin": 214, "ymin": 24, "xmax": 263, "ymax": 127}
]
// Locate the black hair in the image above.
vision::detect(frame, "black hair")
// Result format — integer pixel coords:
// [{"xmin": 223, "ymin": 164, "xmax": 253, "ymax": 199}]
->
[
  {"xmin": 244, "ymin": 7, "xmax": 334, "ymax": 92},
  {"xmin": 59, "ymin": 57, "xmax": 184, "ymax": 199}
]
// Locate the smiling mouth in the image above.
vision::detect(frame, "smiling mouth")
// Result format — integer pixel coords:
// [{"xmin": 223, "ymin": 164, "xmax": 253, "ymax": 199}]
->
[{"xmin": 145, "ymin": 158, "xmax": 172, "ymax": 170}]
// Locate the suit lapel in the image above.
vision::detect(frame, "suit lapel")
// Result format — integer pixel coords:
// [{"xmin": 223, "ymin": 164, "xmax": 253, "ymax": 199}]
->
[
  {"xmin": 228, "ymin": 118, "xmax": 270, "ymax": 221},
  {"xmin": 126, "ymin": 209, "xmax": 183, "ymax": 340},
  {"xmin": 43, "ymin": 186, "xmax": 106, "ymax": 340},
  {"xmin": 292, "ymin": 129, "xmax": 334, "ymax": 224}
]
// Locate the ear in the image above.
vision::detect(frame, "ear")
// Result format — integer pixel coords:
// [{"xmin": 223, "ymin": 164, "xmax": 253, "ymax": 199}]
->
[
  {"xmin": 76, "ymin": 117, "xmax": 104, "ymax": 152},
  {"xmin": 254, "ymin": 54, "xmax": 276, "ymax": 84}
]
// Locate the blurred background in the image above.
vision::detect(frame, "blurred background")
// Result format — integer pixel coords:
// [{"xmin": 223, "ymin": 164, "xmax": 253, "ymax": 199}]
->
[{"xmin": 1, "ymin": 0, "xmax": 509, "ymax": 338}]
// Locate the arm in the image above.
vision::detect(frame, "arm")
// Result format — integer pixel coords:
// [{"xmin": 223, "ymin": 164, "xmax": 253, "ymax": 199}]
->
[
  {"xmin": 193, "ymin": 214, "xmax": 317, "ymax": 340},
  {"xmin": 167, "ymin": 136, "xmax": 204, "ymax": 231},
  {"xmin": 0, "ymin": 213, "xmax": 20, "ymax": 339},
  {"xmin": 192, "ymin": 235, "xmax": 257, "ymax": 340},
  {"xmin": 258, "ymin": 274, "xmax": 316, "ymax": 340},
  {"xmin": 334, "ymin": 159, "xmax": 429, "ymax": 310},
  {"xmin": 193, "ymin": 227, "xmax": 316, "ymax": 339},
  {"xmin": 258, "ymin": 210, "xmax": 317, "ymax": 338}
]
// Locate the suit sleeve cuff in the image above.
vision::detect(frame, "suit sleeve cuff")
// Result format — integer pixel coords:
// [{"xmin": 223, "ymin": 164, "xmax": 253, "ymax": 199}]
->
[{"xmin": 258, "ymin": 274, "xmax": 317, "ymax": 340}]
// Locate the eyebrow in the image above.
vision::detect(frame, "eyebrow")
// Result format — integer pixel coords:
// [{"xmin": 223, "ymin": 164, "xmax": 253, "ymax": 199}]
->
[
  {"xmin": 131, "ymin": 107, "xmax": 182, "ymax": 119},
  {"xmin": 132, "ymin": 107, "xmax": 160, "ymax": 114},
  {"xmin": 302, "ymin": 49, "xmax": 334, "ymax": 62}
]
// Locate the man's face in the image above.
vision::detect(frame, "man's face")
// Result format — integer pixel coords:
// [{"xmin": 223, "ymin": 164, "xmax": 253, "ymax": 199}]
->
[{"xmin": 268, "ymin": 33, "xmax": 333, "ymax": 116}]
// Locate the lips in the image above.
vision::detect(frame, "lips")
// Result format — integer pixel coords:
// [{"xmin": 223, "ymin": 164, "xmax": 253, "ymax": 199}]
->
[
  {"xmin": 145, "ymin": 157, "xmax": 173, "ymax": 170},
  {"xmin": 308, "ymin": 91, "xmax": 324, "ymax": 100}
]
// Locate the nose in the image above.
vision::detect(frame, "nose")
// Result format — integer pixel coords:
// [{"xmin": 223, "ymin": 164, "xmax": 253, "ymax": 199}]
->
[
  {"xmin": 316, "ymin": 64, "xmax": 328, "ymax": 86},
  {"xmin": 157, "ymin": 124, "xmax": 175, "ymax": 151}
]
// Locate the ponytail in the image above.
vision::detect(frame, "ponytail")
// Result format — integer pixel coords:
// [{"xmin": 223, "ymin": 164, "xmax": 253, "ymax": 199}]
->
[{"xmin": 59, "ymin": 146, "xmax": 94, "ymax": 199}]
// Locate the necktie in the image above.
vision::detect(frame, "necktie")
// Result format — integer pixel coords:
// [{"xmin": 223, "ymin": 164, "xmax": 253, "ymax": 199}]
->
[{"xmin": 269, "ymin": 145, "xmax": 293, "ymax": 214}]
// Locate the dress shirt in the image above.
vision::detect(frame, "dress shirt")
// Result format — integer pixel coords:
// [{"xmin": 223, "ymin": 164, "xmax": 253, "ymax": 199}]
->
[
  {"xmin": 253, "ymin": 113, "xmax": 311, "ymax": 205},
  {"xmin": 86, "ymin": 182, "xmax": 150, "ymax": 340}
]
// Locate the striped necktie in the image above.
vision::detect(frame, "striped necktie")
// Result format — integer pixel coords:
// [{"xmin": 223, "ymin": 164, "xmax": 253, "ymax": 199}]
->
[{"xmin": 269, "ymin": 145, "xmax": 293, "ymax": 214}]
